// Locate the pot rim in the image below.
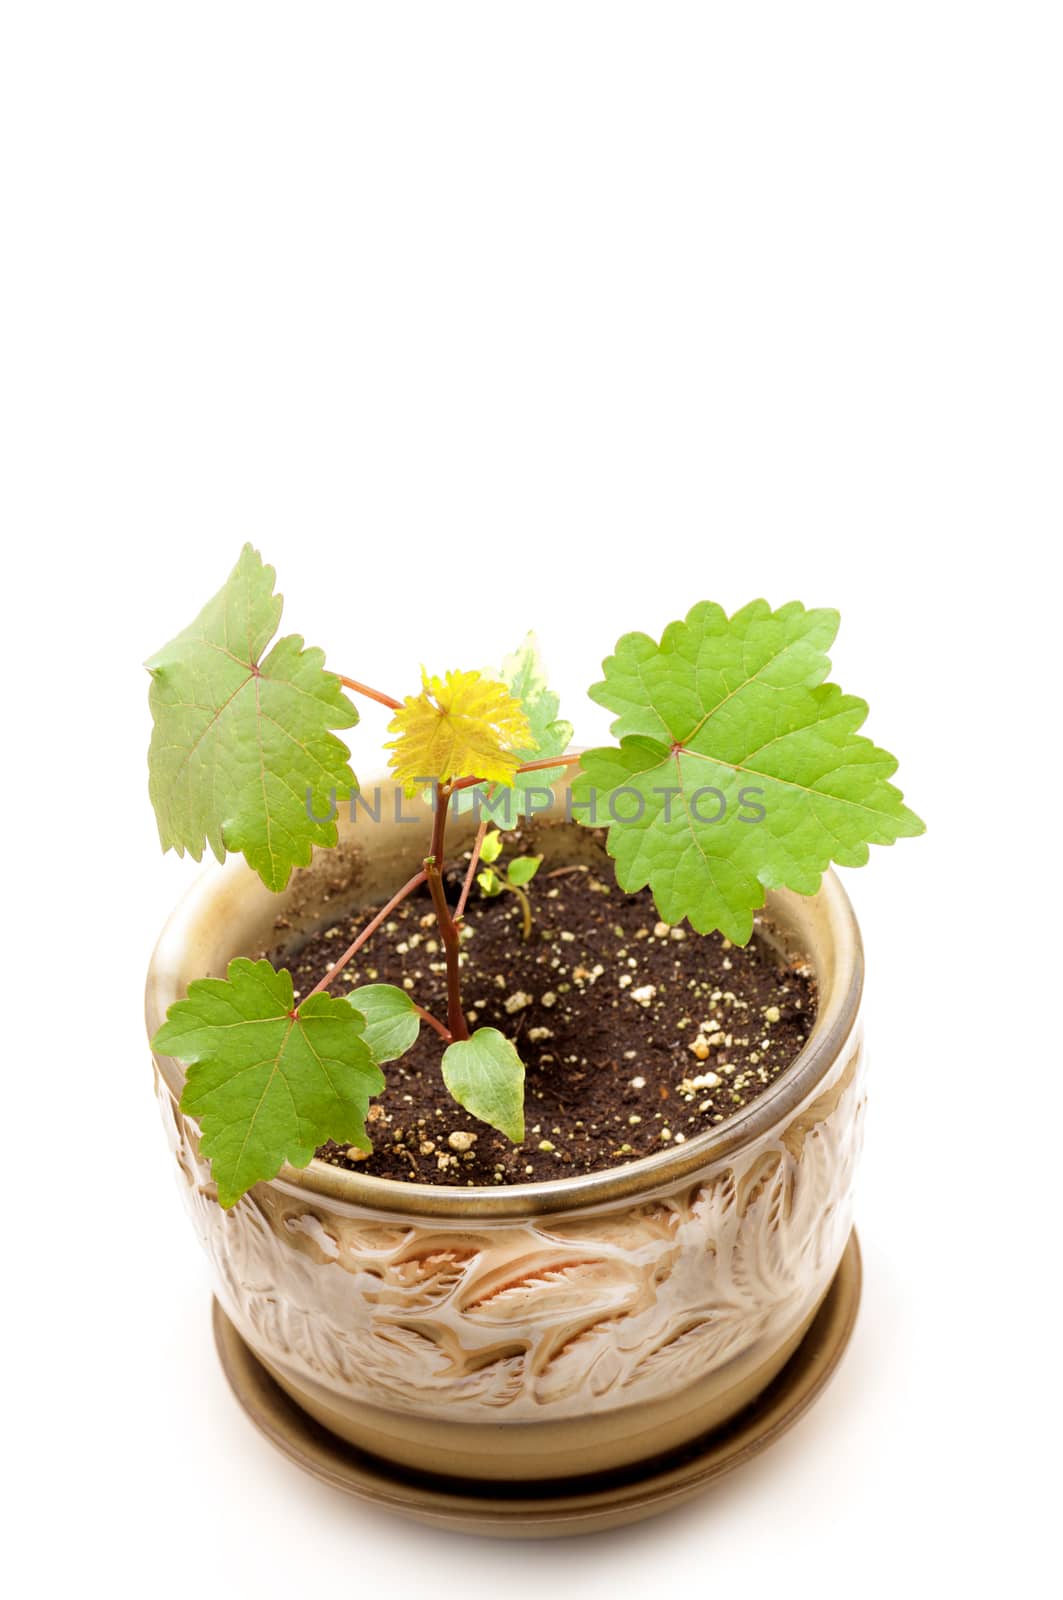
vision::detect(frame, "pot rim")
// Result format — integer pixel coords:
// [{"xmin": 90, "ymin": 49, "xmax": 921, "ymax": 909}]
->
[{"xmin": 148, "ymin": 821, "xmax": 864, "ymax": 1221}]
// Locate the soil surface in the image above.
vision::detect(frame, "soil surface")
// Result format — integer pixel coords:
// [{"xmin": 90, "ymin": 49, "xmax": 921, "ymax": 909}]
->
[{"xmin": 268, "ymin": 832, "xmax": 817, "ymax": 1187}]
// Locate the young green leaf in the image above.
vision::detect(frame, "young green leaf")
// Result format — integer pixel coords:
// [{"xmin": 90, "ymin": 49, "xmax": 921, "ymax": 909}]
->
[
  {"xmin": 146, "ymin": 544, "xmax": 358, "ymax": 892},
  {"xmin": 505, "ymin": 853, "xmax": 542, "ymax": 887},
  {"xmin": 345, "ymin": 983, "xmax": 421, "ymax": 1062},
  {"xmin": 152, "ymin": 957, "xmax": 383, "ymax": 1208},
  {"xmin": 441, "ymin": 1027, "xmax": 525, "ymax": 1142},
  {"xmin": 501, "ymin": 631, "xmax": 574, "ymax": 779},
  {"xmin": 453, "ymin": 633, "xmax": 573, "ymax": 827},
  {"xmin": 477, "ymin": 867, "xmax": 503, "ymax": 896},
  {"xmin": 575, "ymin": 600, "xmax": 924, "ymax": 945},
  {"xmin": 479, "ymin": 827, "xmax": 504, "ymax": 865},
  {"xmin": 385, "ymin": 668, "xmax": 532, "ymax": 795}
]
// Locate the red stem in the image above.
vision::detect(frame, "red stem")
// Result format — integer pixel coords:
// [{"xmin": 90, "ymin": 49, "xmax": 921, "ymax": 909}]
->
[
  {"xmin": 455, "ymin": 818, "xmax": 489, "ymax": 920},
  {"xmin": 450, "ymin": 752, "xmax": 581, "ymax": 793},
  {"xmin": 302, "ymin": 869, "xmax": 427, "ymax": 1001},
  {"xmin": 411, "ymin": 1002, "xmax": 451, "ymax": 1041},
  {"xmin": 338, "ymin": 675, "xmax": 403, "ymax": 712},
  {"xmin": 298, "ymin": 741, "xmax": 577, "ymax": 1031},
  {"xmin": 423, "ymin": 783, "xmax": 470, "ymax": 1041}
]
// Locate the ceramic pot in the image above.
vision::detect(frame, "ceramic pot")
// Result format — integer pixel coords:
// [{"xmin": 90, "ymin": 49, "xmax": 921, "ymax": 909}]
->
[{"xmin": 147, "ymin": 778, "xmax": 865, "ymax": 1485}]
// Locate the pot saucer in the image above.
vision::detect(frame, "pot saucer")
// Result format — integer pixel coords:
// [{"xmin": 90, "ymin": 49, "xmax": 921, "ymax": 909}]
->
[{"xmin": 213, "ymin": 1230, "xmax": 861, "ymax": 1539}]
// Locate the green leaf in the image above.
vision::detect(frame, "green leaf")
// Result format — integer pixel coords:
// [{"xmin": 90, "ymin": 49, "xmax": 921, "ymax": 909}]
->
[
  {"xmin": 146, "ymin": 544, "xmax": 358, "ymax": 891},
  {"xmin": 505, "ymin": 853, "xmax": 542, "ymax": 887},
  {"xmin": 479, "ymin": 828, "xmax": 503, "ymax": 865},
  {"xmin": 477, "ymin": 867, "xmax": 503, "ymax": 896},
  {"xmin": 441, "ymin": 1027, "xmax": 525, "ymax": 1141},
  {"xmin": 501, "ymin": 632, "xmax": 573, "ymax": 765},
  {"xmin": 152, "ymin": 957, "xmax": 383, "ymax": 1207},
  {"xmin": 575, "ymin": 600, "xmax": 924, "ymax": 944},
  {"xmin": 345, "ymin": 983, "xmax": 421, "ymax": 1062},
  {"xmin": 453, "ymin": 633, "xmax": 573, "ymax": 827}
]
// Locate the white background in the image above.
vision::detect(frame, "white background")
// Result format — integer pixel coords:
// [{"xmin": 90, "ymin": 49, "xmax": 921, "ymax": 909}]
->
[{"xmin": 2, "ymin": 5, "xmax": 1059, "ymax": 1597}]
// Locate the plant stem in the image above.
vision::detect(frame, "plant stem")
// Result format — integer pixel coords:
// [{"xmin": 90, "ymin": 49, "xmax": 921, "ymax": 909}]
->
[
  {"xmin": 455, "ymin": 818, "xmax": 489, "ymax": 920},
  {"xmin": 423, "ymin": 782, "xmax": 470, "ymax": 1041},
  {"xmin": 338, "ymin": 675, "xmax": 403, "ymax": 712},
  {"xmin": 410, "ymin": 1002, "xmax": 451, "ymax": 1041},
  {"xmin": 449, "ymin": 752, "xmax": 581, "ymax": 793},
  {"xmin": 302, "ymin": 869, "xmax": 427, "ymax": 1001},
  {"xmin": 514, "ymin": 752, "xmax": 582, "ymax": 775}
]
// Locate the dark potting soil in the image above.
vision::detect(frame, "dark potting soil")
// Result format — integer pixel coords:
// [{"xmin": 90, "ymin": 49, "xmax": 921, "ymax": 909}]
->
[{"xmin": 268, "ymin": 832, "xmax": 817, "ymax": 1188}]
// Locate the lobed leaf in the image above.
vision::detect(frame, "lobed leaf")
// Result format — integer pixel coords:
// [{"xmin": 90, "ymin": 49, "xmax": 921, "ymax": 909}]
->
[
  {"xmin": 385, "ymin": 668, "xmax": 532, "ymax": 796},
  {"xmin": 152, "ymin": 958, "xmax": 384, "ymax": 1207},
  {"xmin": 575, "ymin": 600, "xmax": 924, "ymax": 943},
  {"xmin": 146, "ymin": 544, "xmax": 358, "ymax": 891}
]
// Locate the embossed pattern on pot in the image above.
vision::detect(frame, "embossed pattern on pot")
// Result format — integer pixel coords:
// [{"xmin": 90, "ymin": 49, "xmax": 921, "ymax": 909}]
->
[{"xmin": 157, "ymin": 1035, "xmax": 863, "ymax": 1416}]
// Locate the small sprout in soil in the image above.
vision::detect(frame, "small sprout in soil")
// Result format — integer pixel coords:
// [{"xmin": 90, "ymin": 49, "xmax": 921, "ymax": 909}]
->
[{"xmin": 475, "ymin": 827, "xmax": 544, "ymax": 940}]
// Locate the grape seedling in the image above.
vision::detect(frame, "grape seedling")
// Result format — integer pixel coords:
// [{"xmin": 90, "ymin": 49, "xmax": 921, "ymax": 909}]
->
[{"xmin": 149, "ymin": 547, "xmax": 922, "ymax": 1204}]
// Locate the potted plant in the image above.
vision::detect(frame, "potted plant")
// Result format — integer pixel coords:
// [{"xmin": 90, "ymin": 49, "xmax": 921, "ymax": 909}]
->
[{"xmin": 146, "ymin": 546, "xmax": 922, "ymax": 1535}]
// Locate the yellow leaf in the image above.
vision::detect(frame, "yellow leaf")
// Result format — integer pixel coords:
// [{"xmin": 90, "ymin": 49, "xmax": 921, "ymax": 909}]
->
[{"xmin": 385, "ymin": 669, "xmax": 534, "ymax": 795}]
